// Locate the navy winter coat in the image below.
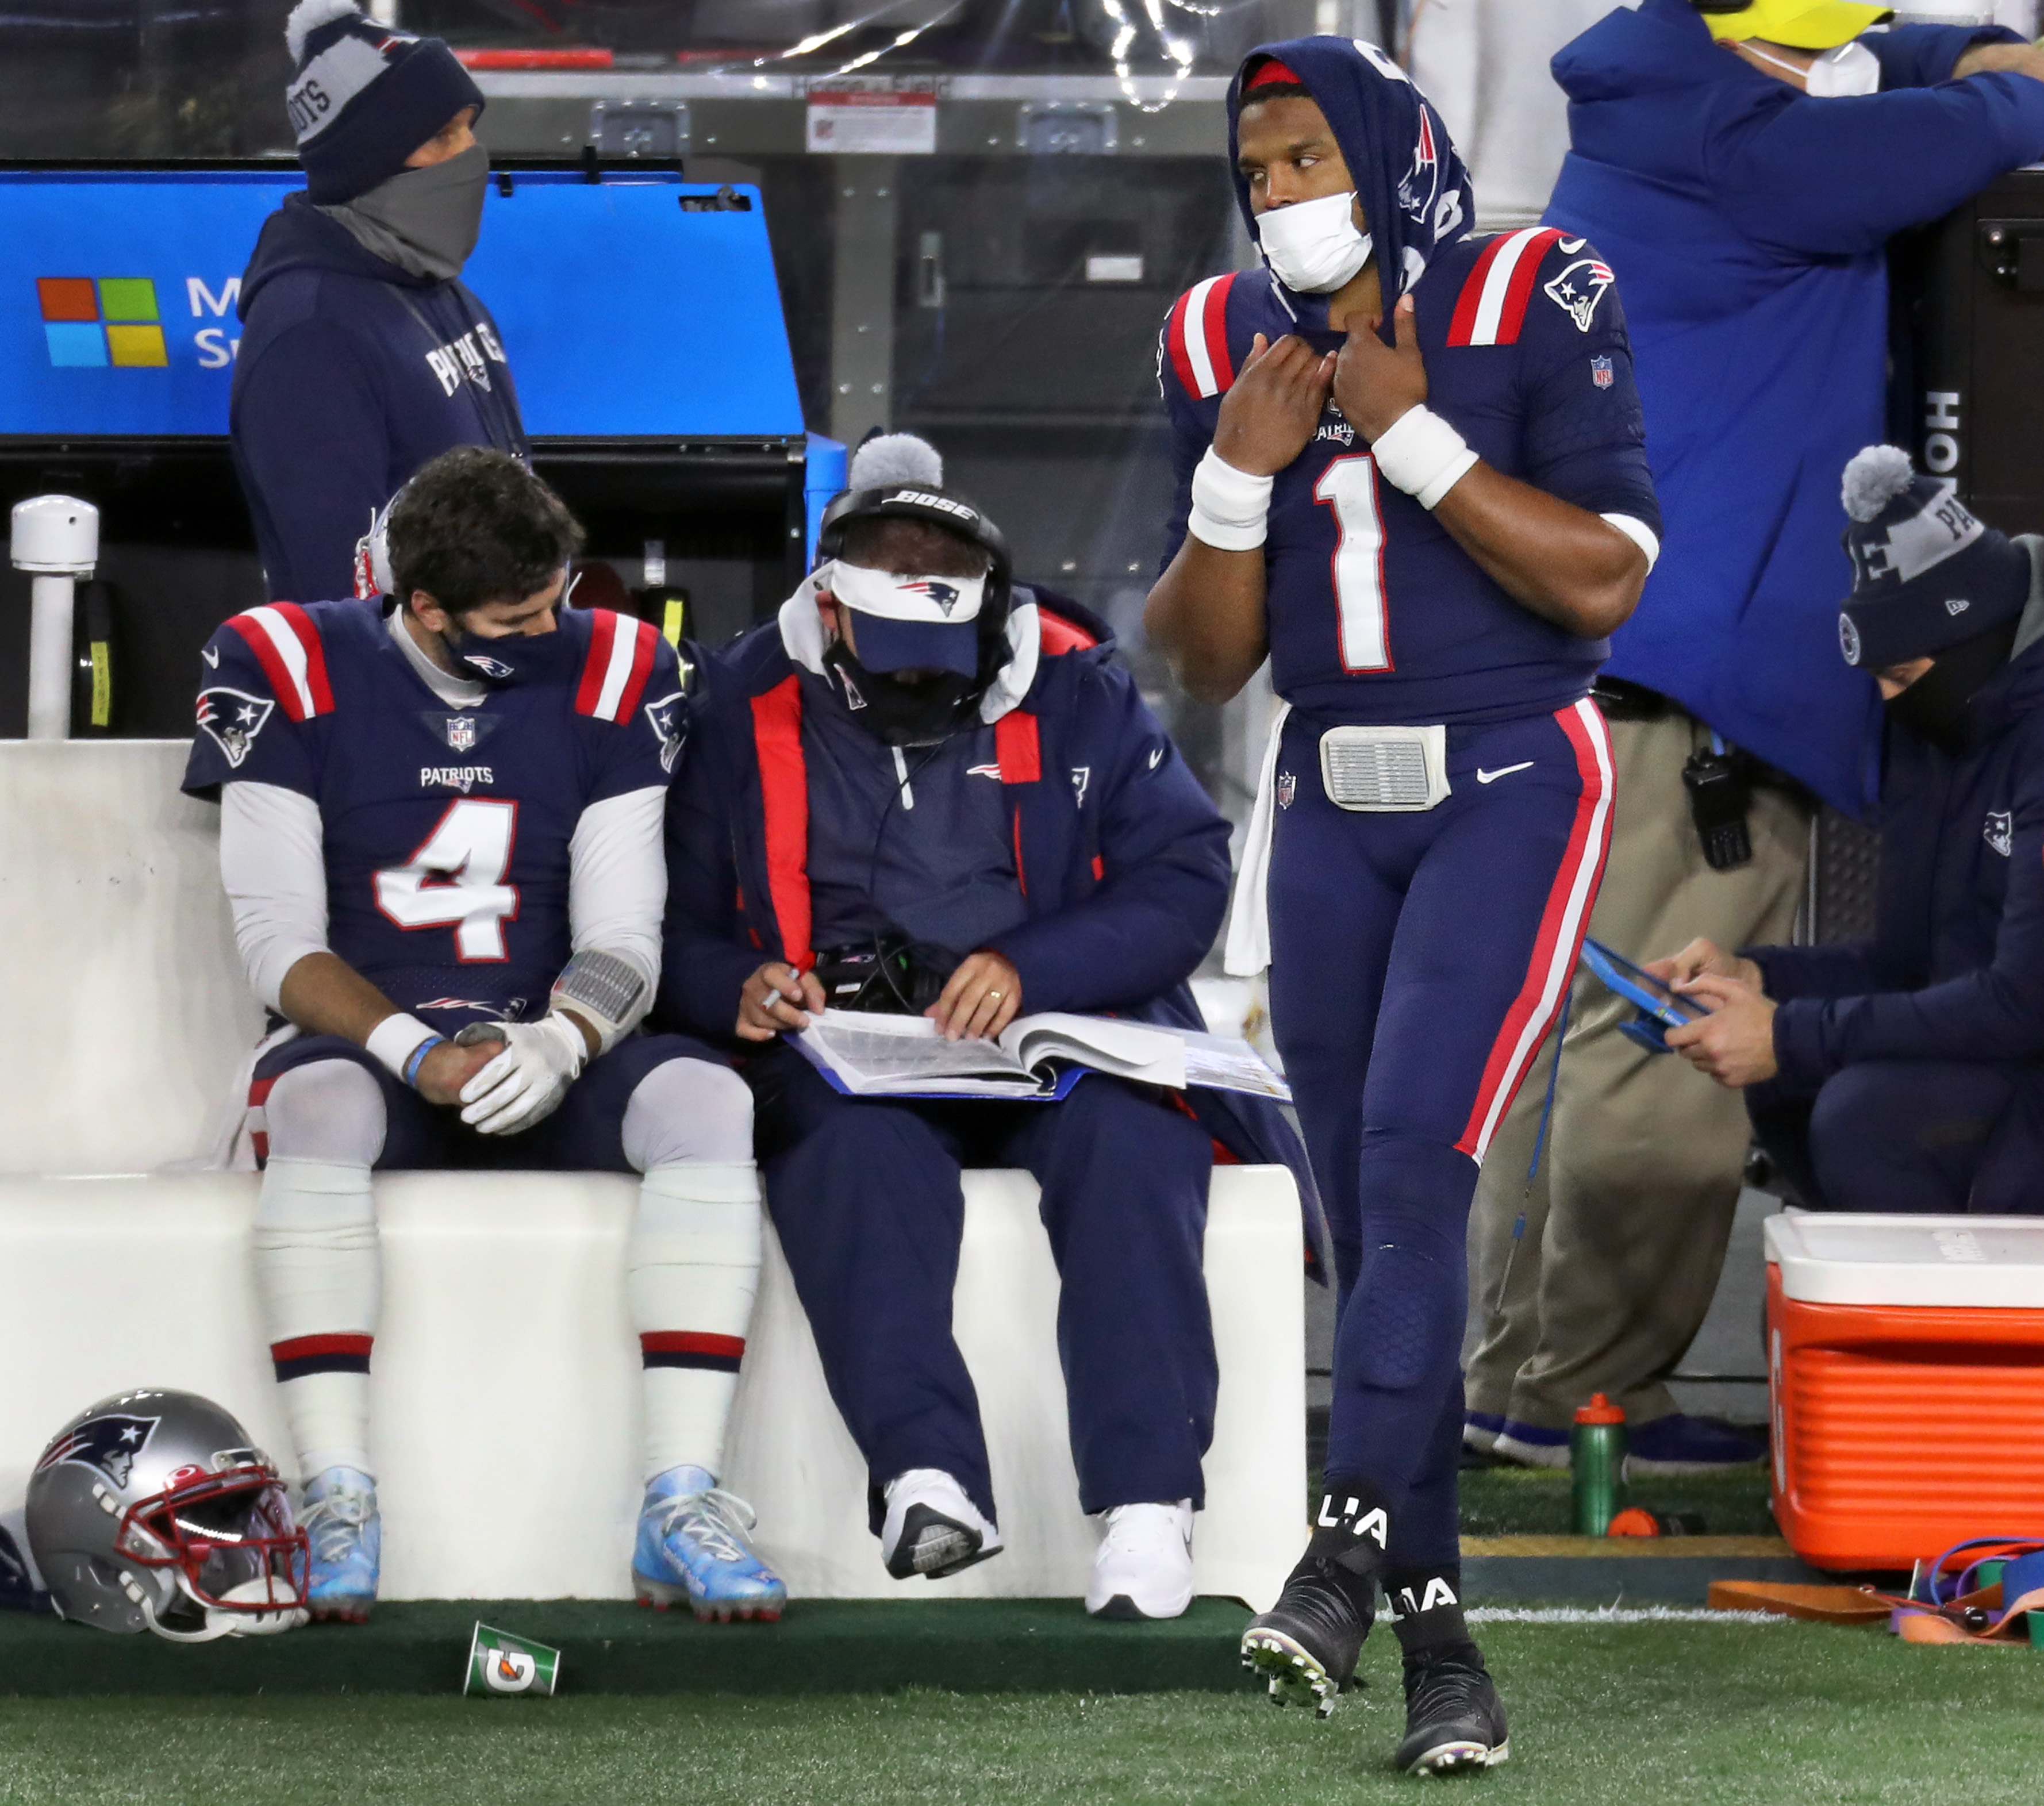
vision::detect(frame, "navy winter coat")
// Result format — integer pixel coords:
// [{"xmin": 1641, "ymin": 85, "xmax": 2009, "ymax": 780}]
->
[
  {"xmin": 1547, "ymin": 0, "xmax": 2044, "ymax": 812},
  {"xmin": 232, "ymin": 193, "xmax": 528, "ymax": 603},
  {"xmin": 1754, "ymin": 545, "xmax": 2044, "ymax": 1083},
  {"xmin": 655, "ymin": 592, "xmax": 1328, "ymax": 1265}
]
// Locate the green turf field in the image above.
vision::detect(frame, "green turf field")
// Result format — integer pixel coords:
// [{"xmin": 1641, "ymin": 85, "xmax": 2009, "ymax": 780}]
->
[
  {"xmin": 1457, "ymin": 1461, "xmax": 1780, "ymax": 1538},
  {"xmin": 3, "ymin": 1619, "xmax": 2038, "ymax": 1805}
]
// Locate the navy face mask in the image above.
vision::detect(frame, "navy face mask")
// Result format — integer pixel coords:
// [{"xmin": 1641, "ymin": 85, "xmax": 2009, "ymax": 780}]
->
[{"xmin": 450, "ymin": 624, "xmax": 574, "ymax": 687}]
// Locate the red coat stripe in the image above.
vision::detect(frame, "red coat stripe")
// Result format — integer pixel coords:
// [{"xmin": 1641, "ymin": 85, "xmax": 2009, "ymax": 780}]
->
[
  {"xmin": 996, "ymin": 710, "xmax": 1041, "ymax": 784},
  {"xmin": 750, "ymin": 676, "xmax": 814, "ymax": 972}
]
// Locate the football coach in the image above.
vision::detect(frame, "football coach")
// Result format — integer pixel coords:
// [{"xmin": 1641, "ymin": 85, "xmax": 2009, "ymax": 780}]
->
[{"xmin": 231, "ymin": 1, "xmax": 525, "ymax": 603}]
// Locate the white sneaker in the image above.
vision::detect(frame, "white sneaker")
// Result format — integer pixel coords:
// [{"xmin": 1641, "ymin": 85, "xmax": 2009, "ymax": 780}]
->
[
  {"xmin": 880, "ymin": 1469, "xmax": 1004, "ymax": 1580},
  {"xmin": 1086, "ymin": 1500, "xmax": 1196, "ymax": 1620}
]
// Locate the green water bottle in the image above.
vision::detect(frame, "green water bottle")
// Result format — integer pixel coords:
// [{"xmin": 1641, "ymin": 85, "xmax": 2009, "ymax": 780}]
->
[{"xmin": 1571, "ymin": 1392, "xmax": 1627, "ymax": 1536}]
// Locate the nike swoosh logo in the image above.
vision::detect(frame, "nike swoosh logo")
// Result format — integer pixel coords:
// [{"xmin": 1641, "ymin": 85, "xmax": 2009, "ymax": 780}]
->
[
  {"xmin": 202, "ymin": 647, "xmax": 220, "ymax": 668},
  {"xmin": 1148, "ymin": 746, "xmax": 1164, "ymax": 769},
  {"xmin": 1476, "ymin": 762, "xmax": 1534, "ymax": 785},
  {"xmin": 1559, "ymin": 237, "xmax": 1586, "ymax": 253}
]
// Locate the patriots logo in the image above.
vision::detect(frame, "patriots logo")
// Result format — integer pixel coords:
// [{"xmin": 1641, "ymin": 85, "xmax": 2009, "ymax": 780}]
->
[
  {"xmin": 900, "ymin": 579, "xmax": 963, "ymax": 617},
  {"xmin": 36, "ymin": 1413, "xmax": 159, "ymax": 1489},
  {"xmin": 463, "ymin": 654, "xmax": 516, "ymax": 681},
  {"xmin": 1592, "ymin": 355, "xmax": 1614, "ymax": 390},
  {"xmin": 1071, "ymin": 766, "xmax": 1091, "ymax": 808},
  {"xmin": 1397, "ymin": 105, "xmax": 1441, "ymax": 224},
  {"xmin": 1545, "ymin": 258, "xmax": 1614, "ymax": 333},
  {"xmin": 1276, "ymin": 770, "xmax": 1297, "ymax": 810},
  {"xmin": 643, "ymin": 690, "xmax": 685, "ymax": 774},
  {"xmin": 1987, "ymin": 810, "xmax": 2014, "ymax": 858},
  {"xmin": 197, "ymin": 687, "xmax": 275, "ymax": 769}
]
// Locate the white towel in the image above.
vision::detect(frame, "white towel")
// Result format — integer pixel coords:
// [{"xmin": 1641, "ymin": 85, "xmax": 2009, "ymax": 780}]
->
[{"xmin": 1222, "ymin": 701, "xmax": 1292, "ymax": 977}]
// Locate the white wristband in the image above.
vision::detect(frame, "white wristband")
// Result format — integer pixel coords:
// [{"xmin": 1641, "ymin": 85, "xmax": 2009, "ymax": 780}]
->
[
  {"xmin": 1370, "ymin": 405, "xmax": 1479, "ymax": 511},
  {"xmin": 1188, "ymin": 446, "xmax": 1275, "ymax": 552},
  {"xmin": 366, "ymin": 1011, "xmax": 439, "ymax": 1082}
]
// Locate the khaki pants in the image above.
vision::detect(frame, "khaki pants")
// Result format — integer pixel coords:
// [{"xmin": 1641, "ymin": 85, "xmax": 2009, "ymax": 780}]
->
[{"xmin": 1462, "ymin": 711, "xmax": 1811, "ymax": 1432}]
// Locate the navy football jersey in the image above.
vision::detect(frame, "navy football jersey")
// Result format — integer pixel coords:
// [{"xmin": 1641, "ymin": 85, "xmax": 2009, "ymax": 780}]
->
[
  {"xmin": 182, "ymin": 598, "xmax": 682, "ymax": 1031},
  {"xmin": 1161, "ymin": 228, "xmax": 1661, "ymax": 727}
]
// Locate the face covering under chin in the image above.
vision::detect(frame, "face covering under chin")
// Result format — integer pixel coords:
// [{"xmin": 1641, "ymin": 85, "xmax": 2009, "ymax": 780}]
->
[
  {"xmin": 823, "ymin": 640, "xmax": 981, "ymax": 747},
  {"xmin": 1885, "ymin": 621, "xmax": 2019, "ymax": 755},
  {"xmin": 451, "ymin": 624, "xmax": 568, "ymax": 687},
  {"xmin": 1741, "ymin": 39, "xmax": 1881, "ymax": 98},
  {"xmin": 1257, "ymin": 190, "xmax": 1373, "ymax": 295},
  {"xmin": 323, "ymin": 141, "xmax": 489, "ymax": 280}
]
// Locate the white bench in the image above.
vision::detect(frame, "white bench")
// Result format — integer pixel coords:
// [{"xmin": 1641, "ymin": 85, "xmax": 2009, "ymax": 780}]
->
[{"xmin": 0, "ymin": 743, "xmax": 1305, "ymax": 1608}]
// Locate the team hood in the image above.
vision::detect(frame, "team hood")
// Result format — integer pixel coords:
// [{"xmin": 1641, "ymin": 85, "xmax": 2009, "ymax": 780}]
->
[
  {"xmin": 1227, "ymin": 33, "xmax": 1474, "ymax": 328},
  {"xmin": 237, "ymin": 189, "xmax": 441, "ymax": 320}
]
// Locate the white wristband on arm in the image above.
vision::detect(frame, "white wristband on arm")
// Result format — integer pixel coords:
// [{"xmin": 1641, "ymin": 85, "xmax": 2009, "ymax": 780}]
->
[
  {"xmin": 1370, "ymin": 405, "xmax": 1480, "ymax": 511},
  {"xmin": 366, "ymin": 1012, "xmax": 441, "ymax": 1086},
  {"xmin": 1188, "ymin": 447, "xmax": 1275, "ymax": 552}
]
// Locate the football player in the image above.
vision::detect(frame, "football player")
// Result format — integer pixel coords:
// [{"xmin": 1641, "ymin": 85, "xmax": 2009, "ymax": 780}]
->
[
  {"xmin": 1144, "ymin": 37, "xmax": 1659, "ymax": 1774},
  {"xmin": 183, "ymin": 447, "xmax": 781, "ymax": 1623}
]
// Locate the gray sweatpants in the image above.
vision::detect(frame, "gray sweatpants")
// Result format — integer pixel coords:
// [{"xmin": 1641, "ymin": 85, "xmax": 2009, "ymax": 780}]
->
[{"xmin": 1462, "ymin": 709, "xmax": 1810, "ymax": 1433}]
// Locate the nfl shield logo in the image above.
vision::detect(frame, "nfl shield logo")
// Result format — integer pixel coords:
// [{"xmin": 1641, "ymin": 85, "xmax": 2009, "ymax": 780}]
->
[
  {"xmin": 446, "ymin": 716, "xmax": 477, "ymax": 752},
  {"xmin": 1276, "ymin": 770, "xmax": 1297, "ymax": 810},
  {"xmin": 1591, "ymin": 355, "xmax": 1613, "ymax": 390}
]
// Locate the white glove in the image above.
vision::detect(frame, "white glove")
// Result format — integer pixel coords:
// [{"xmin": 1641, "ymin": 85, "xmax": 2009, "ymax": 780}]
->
[{"xmin": 455, "ymin": 1015, "xmax": 589, "ymax": 1136}]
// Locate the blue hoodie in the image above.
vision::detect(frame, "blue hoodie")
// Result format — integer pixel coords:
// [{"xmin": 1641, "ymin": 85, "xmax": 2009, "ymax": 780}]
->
[
  {"xmin": 1546, "ymin": 0, "xmax": 2044, "ymax": 812},
  {"xmin": 232, "ymin": 193, "xmax": 527, "ymax": 604}
]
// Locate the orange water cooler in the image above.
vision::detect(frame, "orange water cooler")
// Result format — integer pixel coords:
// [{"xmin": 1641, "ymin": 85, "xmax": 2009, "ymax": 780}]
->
[{"xmin": 1765, "ymin": 1214, "xmax": 2044, "ymax": 1571}]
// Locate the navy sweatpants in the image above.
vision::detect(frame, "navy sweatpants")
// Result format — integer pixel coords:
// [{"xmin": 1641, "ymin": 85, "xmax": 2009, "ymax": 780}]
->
[
  {"xmin": 1266, "ymin": 702, "xmax": 1613, "ymax": 1570},
  {"xmin": 748, "ymin": 1046, "xmax": 1217, "ymax": 1531},
  {"xmin": 1750, "ymin": 1060, "xmax": 2044, "ymax": 1215}
]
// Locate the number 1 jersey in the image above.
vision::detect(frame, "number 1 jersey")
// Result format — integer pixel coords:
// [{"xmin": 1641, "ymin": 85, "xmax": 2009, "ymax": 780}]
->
[
  {"xmin": 182, "ymin": 597, "xmax": 682, "ymax": 1027},
  {"xmin": 1159, "ymin": 228, "xmax": 1661, "ymax": 727}
]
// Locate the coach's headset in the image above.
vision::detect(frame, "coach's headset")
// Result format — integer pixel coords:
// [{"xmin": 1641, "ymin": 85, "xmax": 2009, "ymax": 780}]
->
[{"xmin": 813, "ymin": 480, "xmax": 1016, "ymax": 742}]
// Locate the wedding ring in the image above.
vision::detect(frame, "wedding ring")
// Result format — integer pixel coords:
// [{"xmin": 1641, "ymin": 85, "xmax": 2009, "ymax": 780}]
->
[{"xmin": 987, "ymin": 989, "xmax": 1004, "ymax": 1001}]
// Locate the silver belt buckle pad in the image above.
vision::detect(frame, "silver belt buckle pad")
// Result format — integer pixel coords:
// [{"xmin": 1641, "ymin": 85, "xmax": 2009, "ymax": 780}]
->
[{"xmin": 1319, "ymin": 724, "xmax": 1451, "ymax": 812}]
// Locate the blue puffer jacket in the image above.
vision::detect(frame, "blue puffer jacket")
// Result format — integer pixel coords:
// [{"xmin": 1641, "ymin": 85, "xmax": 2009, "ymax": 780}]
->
[
  {"xmin": 1753, "ymin": 543, "xmax": 2044, "ymax": 1083},
  {"xmin": 1546, "ymin": 0, "xmax": 2044, "ymax": 812},
  {"xmin": 654, "ymin": 590, "xmax": 1328, "ymax": 1269}
]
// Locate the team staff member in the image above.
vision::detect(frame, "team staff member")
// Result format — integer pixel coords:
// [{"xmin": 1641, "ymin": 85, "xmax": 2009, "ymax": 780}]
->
[
  {"xmin": 1664, "ymin": 448, "xmax": 2044, "ymax": 1215},
  {"xmin": 1466, "ymin": 0, "xmax": 2044, "ymax": 1472},
  {"xmin": 655, "ymin": 435, "xmax": 1316, "ymax": 1621},
  {"xmin": 1146, "ymin": 37, "xmax": 1656, "ymax": 1773},
  {"xmin": 232, "ymin": 1, "xmax": 524, "ymax": 602}
]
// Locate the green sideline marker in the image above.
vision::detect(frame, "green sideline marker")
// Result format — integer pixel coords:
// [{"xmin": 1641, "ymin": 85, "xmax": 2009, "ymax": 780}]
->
[{"xmin": 464, "ymin": 1622, "xmax": 562, "ymax": 1697}]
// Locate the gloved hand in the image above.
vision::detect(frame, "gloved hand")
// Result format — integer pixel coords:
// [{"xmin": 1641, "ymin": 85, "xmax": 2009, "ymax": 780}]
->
[{"xmin": 454, "ymin": 1015, "xmax": 589, "ymax": 1135}]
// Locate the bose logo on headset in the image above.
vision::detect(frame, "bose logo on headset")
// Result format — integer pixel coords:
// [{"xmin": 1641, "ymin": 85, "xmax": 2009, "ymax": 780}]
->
[{"xmin": 886, "ymin": 489, "xmax": 977, "ymax": 522}]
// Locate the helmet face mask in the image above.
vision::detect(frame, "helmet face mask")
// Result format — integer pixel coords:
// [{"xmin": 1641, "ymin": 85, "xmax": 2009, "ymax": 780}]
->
[{"xmin": 28, "ymin": 1390, "xmax": 309, "ymax": 1642}]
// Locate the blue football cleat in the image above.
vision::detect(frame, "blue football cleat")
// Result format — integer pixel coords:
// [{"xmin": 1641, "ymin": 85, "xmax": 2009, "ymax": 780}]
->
[
  {"xmin": 632, "ymin": 1466, "xmax": 786, "ymax": 1622},
  {"xmin": 299, "ymin": 1467, "xmax": 379, "ymax": 1623}
]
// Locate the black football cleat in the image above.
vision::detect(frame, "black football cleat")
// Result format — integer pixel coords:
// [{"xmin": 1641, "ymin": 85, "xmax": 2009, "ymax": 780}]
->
[
  {"xmin": 1393, "ymin": 1644, "xmax": 1510, "ymax": 1775},
  {"xmin": 1240, "ymin": 1553, "xmax": 1376, "ymax": 1717}
]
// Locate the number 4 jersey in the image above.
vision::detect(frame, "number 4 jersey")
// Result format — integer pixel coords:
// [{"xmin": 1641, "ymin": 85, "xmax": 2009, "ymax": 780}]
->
[
  {"xmin": 1159, "ymin": 229, "xmax": 1662, "ymax": 727},
  {"xmin": 182, "ymin": 597, "xmax": 682, "ymax": 1029}
]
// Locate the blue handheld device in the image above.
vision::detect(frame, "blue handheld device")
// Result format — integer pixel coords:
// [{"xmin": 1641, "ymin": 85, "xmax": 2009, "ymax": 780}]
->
[{"xmin": 1578, "ymin": 938, "xmax": 1704, "ymax": 1053}]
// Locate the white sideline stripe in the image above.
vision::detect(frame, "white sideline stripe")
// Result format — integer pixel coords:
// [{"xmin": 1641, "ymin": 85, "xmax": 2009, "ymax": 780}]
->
[
  {"xmin": 245, "ymin": 606, "xmax": 316, "ymax": 718},
  {"xmin": 593, "ymin": 616, "xmax": 641, "ymax": 720},
  {"xmin": 1469, "ymin": 228, "xmax": 1544, "ymax": 348},
  {"xmin": 1470, "ymin": 697, "xmax": 1614, "ymax": 1161},
  {"xmin": 1466, "ymin": 1607, "xmax": 1792, "ymax": 1626},
  {"xmin": 1182, "ymin": 274, "xmax": 1224, "ymax": 398}
]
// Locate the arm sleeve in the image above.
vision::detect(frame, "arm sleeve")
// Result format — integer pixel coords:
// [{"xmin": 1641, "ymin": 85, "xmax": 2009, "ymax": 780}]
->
[
  {"xmin": 1869, "ymin": 22, "xmax": 2020, "ymax": 91},
  {"xmin": 984, "ymin": 664, "xmax": 1234, "ymax": 1013},
  {"xmin": 1517, "ymin": 241, "xmax": 1662, "ymax": 541},
  {"xmin": 1769, "ymin": 769, "xmax": 2044, "ymax": 1084},
  {"xmin": 1711, "ymin": 67, "xmax": 2044, "ymax": 258},
  {"xmin": 220, "ymin": 781, "xmax": 328, "ymax": 1013},
  {"xmin": 566, "ymin": 786, "xmax": 666, "ymax": 1023},
  {"xmin": 656, "ymin": 705, "xmax": 763, "ymax": 1042},
  {"xmin": 1746, "ymin": 940, "xmax": 1890, "ymax": 1003},
  {"xmin": 233, "ymin": 321, "xmax": 393, "ymax": 602},
  {"xmin": 1156, "ymin": 307, "xmax": 1215, "ymax": 577}
]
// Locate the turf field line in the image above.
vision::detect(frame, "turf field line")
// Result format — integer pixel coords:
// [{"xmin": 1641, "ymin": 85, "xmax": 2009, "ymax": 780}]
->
[{"xmin": 1466, "ymin": 1606, "xmax": 1789, "ymax": 1624}]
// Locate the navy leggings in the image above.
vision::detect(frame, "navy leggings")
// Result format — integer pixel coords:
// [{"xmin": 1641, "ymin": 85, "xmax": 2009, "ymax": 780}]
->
[
  {"xmin": 748, "ymin": 1046, "xmax": 1217, "ymax": 1532},
  {"xmin": 1266, "ymin": 702, "xmax": 1613, "ymax": 1569}
]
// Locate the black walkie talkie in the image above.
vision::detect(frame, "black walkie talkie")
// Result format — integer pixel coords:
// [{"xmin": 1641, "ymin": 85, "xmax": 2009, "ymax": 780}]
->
[{"xmin": 1682, "ymin": 739, "xmax": 1753, "ymax": 871}]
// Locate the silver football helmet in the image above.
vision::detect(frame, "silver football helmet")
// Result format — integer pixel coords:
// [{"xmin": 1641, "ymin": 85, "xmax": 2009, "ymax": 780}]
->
[{"xmin": 26, "ymin": 1388, "xmax": 308, "ymax": 1642}]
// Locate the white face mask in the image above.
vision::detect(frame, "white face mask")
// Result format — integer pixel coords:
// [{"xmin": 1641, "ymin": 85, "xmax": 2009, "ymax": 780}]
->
[
  {"xmin": 1743, "ymin": 37, "xmax": 1881, "ymax": 97},
  {"xmin": 1256, "ymin": 190, "xmax": 1373, "ymax": 294}
]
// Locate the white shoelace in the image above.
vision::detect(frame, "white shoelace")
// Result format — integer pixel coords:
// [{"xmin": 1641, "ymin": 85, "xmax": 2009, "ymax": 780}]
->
[
  {"xmin": 299, "ymin": 1488, "xmax": 372, "ymax": 1564},
  {"xmin": 657, "ymin": 1488, "xmax": 758, "ymax": 1566}
]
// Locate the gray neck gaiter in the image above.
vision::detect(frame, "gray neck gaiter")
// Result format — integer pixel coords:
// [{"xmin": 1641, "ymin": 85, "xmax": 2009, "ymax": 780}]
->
[{"xmin": 321, "ymin": 141, "xmax": 487, "ymax": 282}]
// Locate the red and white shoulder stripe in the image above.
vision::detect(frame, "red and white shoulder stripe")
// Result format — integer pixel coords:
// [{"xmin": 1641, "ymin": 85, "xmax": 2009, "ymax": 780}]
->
[
  {"xmin": 1166, "ymin": 272, "xmax": 1239, "ymax": 401},
  {"xmin": 1446, "ymin": 227, "xmax": 1567, "ymax": 349},
  {"xmin": 225, "ymin": 603, "xmax": 335, "ymax": 723},
  {"xmin": 574, "ymin": 609, "xmax": 660, "ymax": 724}
]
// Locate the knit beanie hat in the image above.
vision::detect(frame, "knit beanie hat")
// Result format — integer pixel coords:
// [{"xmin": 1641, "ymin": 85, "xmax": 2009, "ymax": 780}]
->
[
  {"xmin": 285, "ymin": 1, "xmax": 485, "ymax": 205},
  {"xmin": 1836, "ymin": 445, "xmax": 2031, "ymax": 671}
]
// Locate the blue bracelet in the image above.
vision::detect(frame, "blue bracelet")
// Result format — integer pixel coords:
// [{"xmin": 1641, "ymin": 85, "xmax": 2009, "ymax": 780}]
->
[{"xmin": 401, "ymin": 1035, "xmax": 446, "ymax": 1089}]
